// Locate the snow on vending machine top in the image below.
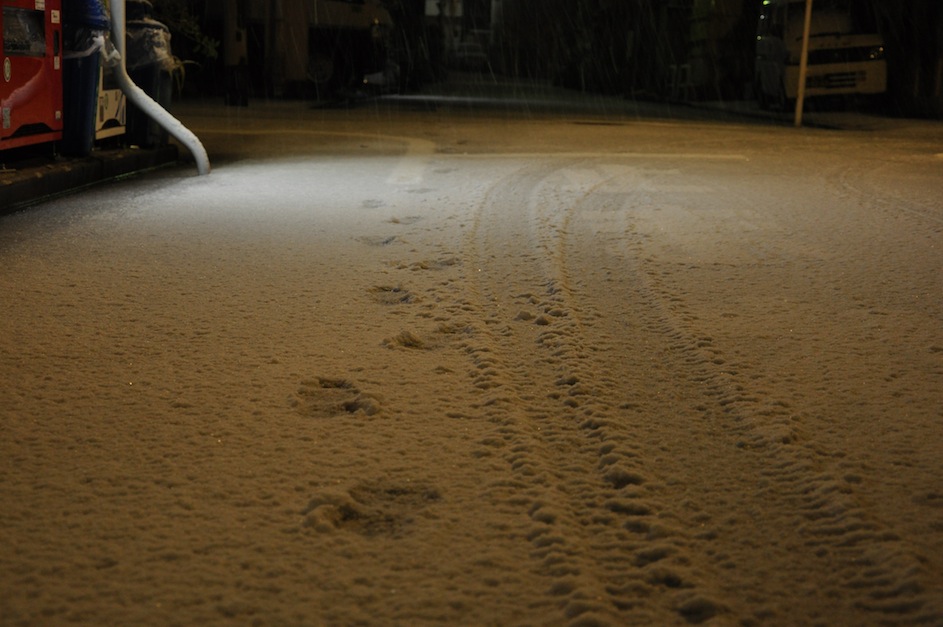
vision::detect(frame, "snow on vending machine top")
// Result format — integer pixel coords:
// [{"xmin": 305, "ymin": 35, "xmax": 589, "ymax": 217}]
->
[{"xmin": 1, "ymin": 0, "xmax": 63, "ymax": 152}]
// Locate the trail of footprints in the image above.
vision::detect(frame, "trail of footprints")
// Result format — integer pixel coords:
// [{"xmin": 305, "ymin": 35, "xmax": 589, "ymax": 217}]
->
[
  {"xmin": 292, "ymin": 216, "xmax": 457, "ymax": 422},
  {"xmin": 292, "ymin": 218, "xmax": 452, "ymax": 567},
  {"xmin": 296, "ymin": 204, "xmax": 695, "ymax": 622}
]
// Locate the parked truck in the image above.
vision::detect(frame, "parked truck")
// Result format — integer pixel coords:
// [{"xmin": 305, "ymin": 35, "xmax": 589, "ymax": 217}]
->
[{"xmin": 754, "ymin": 0, "xmax": 886, "ymax": 109}]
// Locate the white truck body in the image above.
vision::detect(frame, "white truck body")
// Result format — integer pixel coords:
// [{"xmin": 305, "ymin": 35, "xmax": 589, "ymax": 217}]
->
[{"xmin": 755, "ymin": 0, "xmax": 886, "ymax": 107}]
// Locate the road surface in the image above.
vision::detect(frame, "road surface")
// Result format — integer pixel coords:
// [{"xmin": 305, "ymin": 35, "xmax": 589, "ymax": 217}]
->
[{"xmin": 2, "ymin": 90, "xmax": 942, "ymax": 625}]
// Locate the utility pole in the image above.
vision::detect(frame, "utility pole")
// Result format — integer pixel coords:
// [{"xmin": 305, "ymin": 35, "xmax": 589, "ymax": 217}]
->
[{"xmin": 794, "ymin": 0, "xmax": 813, "ymax": 127}]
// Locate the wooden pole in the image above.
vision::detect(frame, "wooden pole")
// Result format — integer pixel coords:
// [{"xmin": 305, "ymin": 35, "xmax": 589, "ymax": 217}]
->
[{"xmin": 794, "ymin": 0, "xmax": 814, "ymax": 127}]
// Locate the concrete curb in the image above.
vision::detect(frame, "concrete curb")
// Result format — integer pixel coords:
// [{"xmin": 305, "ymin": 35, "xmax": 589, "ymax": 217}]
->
[{"xmin": 1, "ymin": 145, "xmax": 179, "ymax": 215}]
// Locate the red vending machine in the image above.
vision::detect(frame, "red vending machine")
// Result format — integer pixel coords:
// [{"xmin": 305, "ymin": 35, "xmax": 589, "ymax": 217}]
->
[{"xmin": 0, "ymin": 0, "xmax": 63, "ymax": 152}]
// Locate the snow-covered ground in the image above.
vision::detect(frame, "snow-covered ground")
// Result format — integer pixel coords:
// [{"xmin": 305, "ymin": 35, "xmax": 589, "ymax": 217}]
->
[{"xmin": 1, "ymin": 91, "xmax": 942, "ymax": 625}]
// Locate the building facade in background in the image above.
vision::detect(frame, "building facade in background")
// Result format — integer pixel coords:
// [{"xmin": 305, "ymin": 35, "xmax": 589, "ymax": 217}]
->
[{"xmin": 178, "ymin": 0, "xmax": 942, "ymax": 117}]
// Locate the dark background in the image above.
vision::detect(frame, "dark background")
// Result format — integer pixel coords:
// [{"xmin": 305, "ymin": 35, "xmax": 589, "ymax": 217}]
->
[{"xmin": 163, "ymin": 0, "xmax": 943, "ymax": 118}]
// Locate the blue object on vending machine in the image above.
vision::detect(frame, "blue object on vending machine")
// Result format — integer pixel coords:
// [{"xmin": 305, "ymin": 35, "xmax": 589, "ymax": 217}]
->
[{"xmin": 61, "ymin": 0, "xmax": 109, "ymax": 156}]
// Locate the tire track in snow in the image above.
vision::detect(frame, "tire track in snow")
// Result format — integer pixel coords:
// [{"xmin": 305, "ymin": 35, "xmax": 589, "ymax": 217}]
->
[
  {"xmin": 454, "ymin": 159, "xmax": 729, "ymax": 625},
  {"xmin": 390, "ymin": 149, "xmax": 940, "ymax": 624},
  {"xmin": 834, "ymin": 157, "xmax": 943, "ymax": 227},
  {"xmin": 566, "ymin": 159, "xmax": 943, "ymax": 625},
  {"xmin": 446, "ymin": 153, "xmax": 941, "ymax": 625}
]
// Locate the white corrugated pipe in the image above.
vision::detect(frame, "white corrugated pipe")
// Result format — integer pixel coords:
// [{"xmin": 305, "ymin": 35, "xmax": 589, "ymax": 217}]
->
[{"xmin": 110, "ymin": 0, "xmax": 210, "ymax": 175}]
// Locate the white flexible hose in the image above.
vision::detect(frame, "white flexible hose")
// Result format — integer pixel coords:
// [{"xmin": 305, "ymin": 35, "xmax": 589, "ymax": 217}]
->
[{"xmin": 110, "ymin": 0, "xmax": 210, "ymax": 175}]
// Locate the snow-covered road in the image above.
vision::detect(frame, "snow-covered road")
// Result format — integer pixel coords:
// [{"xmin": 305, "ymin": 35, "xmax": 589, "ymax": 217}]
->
[{"xmin": 2, "ymin": 97, "xmax": 941, "ymax": 625}]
